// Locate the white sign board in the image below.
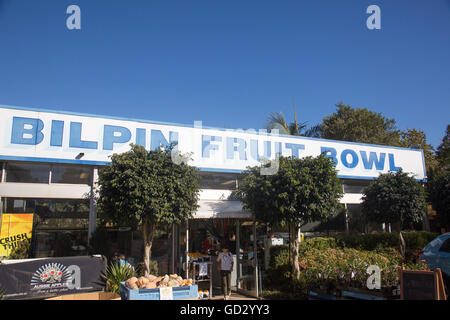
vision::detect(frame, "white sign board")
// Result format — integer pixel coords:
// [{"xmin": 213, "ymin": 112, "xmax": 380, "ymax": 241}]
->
[
  {"xmin": 159, "ymin": 287, "xmax": 173, "ymax": 300},
  {"xmin": 0, "ymin": 105, "xmax": 426, "ymax": 181}
]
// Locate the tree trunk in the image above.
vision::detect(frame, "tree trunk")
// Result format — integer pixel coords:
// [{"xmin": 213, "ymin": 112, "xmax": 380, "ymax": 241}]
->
[
  {"xmin": 290, "ymin": 223, "xmax": 301, "ymax": 280},
  {"xmin": 142, "ymin": 217, "xmax": 156, "ymax": 276}
]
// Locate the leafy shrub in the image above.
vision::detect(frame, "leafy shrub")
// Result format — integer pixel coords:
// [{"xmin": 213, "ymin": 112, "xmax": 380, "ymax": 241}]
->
[
  {"xmin": 265, "ymin": 245, "xmax": 308, "ymax": 298},
  {"xmin": 335, "ymin": 231, "xmax": 438, "ymax": 254},
  {"xmin": 336, "ymin": 233, "xmax": 399, "ymax": 251},
  {"xmin": 299, "ymin": 237, "xmax": 338, "ymax": 252},
  {"xmin": 268, "ymin": 245, "xmax": 289, "ymax": 269},
  {"xmin": 103, "ymin": 262, "xmax": 136, "ymax": 293},
  {"xmin": 401, "ymin": 231, "xmax": 438, "ymax": 250},
  {"xmin": 264, "ymin": 232, "xmax": 436, "ymax": 296},
  {"xmin": 300, "ymin": 247, "xmax": 403, "ymax": 291}
]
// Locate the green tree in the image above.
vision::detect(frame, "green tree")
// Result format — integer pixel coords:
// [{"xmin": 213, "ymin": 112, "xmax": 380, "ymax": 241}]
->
[
  {"xmin": 237, "ymin": 155, "xmax": 343, "ymax": 279},
  {"xmin": 400, "ymin": 128, "xmax": 438, "ymax": 173},
  {"xmin": 97, "ymin": 144, "xmax": 200, "ymax": 275},
  {"xmin": 321, "ymin": 102, "xmax": 401, "ymax": 146},
  {"xmin": 361, "ymin": 171, "xmax": 427, "ymax": 230},
  {"xmin": 436, "ymin": 124, "xmax": 450, "ymax": 171},
  {"xmin": 427, "ymin": 170, "xmax": 450, "ymax": 230}
]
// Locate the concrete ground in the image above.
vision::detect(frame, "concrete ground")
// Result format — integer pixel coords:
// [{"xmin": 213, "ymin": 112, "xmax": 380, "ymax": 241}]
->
[{"xmin": 202, "ymin": 287, "xmax": 258, "ymax": 300}]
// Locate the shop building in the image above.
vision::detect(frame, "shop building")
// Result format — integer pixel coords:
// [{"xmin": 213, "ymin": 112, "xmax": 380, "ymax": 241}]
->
[{"xmin": 0, "ymin": 105, "xmax": 427, "ymax": 297}]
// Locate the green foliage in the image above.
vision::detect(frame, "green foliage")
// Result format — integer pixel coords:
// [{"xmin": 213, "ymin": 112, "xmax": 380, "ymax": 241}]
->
[
  {"xmin": 264, "ymin": 246, "xmax": 308, "ymax": 299},
  {"xmin": 436, "ymin": 124, "xmax": 450, "ymax": 170},
  {"xmin": 265, "ymin": 109, "xmax": 321, "ymax": 137},
  {"xmin": 268, "ymin": 245, "xmax": 290, "ymax": 269},
  {"xmin": 238, "ymin": 155, "xmax": 343, "ymax": 227},
  {"xmin": 264, "ymin": 233, "xmax": 437, "ymax": 296},
  {"xmin": 7, "ymin": 240, "xmax": 32, "ymax": 260},
  {"xmin": 312, "ymin": 209, "xmax": 347, "ymax": 232},
  {"xmin": 238, "ymin": 154, "xmax": 343, "ymax": 279},
  {"xmin": 135, "ymin": 260, "xmax": 158, "ymax": 277},
  {"xmin": 97, "ymin": 143, "xmax": 200, "ymax": 274},
  {"xmin": 336, "ymin": 233, "xmax": 399, "ymax": 251},
  {"xmin": 268, "ymin": 231, "xmax": 437, "ymax": 269},
  {"xmin": 400, "ymin": 231, "xmax": 439, "ymax": 250},
  {"xmin": 299, "ymin": 237, "xmax": 338, "ymax": 252},
  {"xmin": 427, "ymin": 170, "xmax": 450, "ymax": 227},
  {"xmin": 98, "ymin": 143, "xmax": 200, "ymax": 228},
  {"xmin": 301, "ymin": 247, "xmax": 403, "ymax": 291},
  {"xmin": 400, "ymin": 128, "xmax": 438, "ymax": 173},
  {"xmin": 361, "ymin": 171, "xmax": 427, "ymax": 228},
  {"xmin": 103, "ymin": 262, "xmax": 136, "ymax": 293},
  {"xmin": 320, "ymin": 102, "xmax": 401, "ymax": 146}
]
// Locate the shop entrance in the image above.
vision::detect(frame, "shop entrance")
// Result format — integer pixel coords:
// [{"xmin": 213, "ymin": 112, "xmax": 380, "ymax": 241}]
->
[
  {"xmin": 181, "ymin": 217, "xmax": 266, "ymax": 298},
  {"xmin": 235, "ymin": 219, "xmax": 265, "ymax": 298}
]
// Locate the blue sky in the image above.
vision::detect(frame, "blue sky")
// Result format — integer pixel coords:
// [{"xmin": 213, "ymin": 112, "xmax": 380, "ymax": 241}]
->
[{"xmin": 0, "ymin": 0, "xmax": 449, "ymax": 148}]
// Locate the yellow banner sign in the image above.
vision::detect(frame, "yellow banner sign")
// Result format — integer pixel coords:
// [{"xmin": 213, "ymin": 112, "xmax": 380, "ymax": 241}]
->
[{"xmin": 0, "ymin": 213, "xmax": 34, "ymax": 257}]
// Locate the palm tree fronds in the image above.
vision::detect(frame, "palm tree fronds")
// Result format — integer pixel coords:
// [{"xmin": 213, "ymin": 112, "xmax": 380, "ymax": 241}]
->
[{"xmin": 265, "ymin": 112, "xmax": 290, "ymax": 135}]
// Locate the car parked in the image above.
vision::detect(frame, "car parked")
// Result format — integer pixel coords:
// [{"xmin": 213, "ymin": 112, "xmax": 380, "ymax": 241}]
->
[{"xmin": 417, "ymin": 232, "xmax": 450, "ymax": 291}]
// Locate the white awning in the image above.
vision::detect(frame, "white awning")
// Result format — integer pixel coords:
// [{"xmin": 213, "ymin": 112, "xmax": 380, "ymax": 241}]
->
[{"xmin": 192, "ymin": 200, "xmax": 252, "ymax": 219}]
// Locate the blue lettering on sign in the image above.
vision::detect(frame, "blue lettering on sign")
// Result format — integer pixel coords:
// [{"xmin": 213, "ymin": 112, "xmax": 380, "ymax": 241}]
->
[
  {"xmin": 103, "ymin": 125, "xmax": 132, "ymax": 150},
  {"xmin": 69, "ymin": 122, "xmax": 98, "ymax": 149},
  {"xmin": 226, "ymin": 137, "xmax": 247, "ymax": 160},
  {"xmin": 341, "ymin": 149, "xmax": 359, "ymax": 168},
  {"xmin": 136, "ymin": 128, "xmax": 146, "ymax": 147},
  {"xmin": 11, "ymin": 117, "xmax": 45, "ymax": 145},
  {"xmin": 285, "ymin": 143, "xmax": 305, "ymax": 158},
  {"xmin": 321, "ymin": 147, "xmax": 338, "ymax": 165},
  {"xmin": 7, "ymin": 116, "xmax": 406, "ymax": 176},
  {"xmin": 50, "ymin": 120, "xmax": 64, "ymax": 147},
  {"xmin": 202, "ymin": 135, "xmax": 221, "ymax": 158},
  {"xmin": 360, "ymin": 151, "xmax": 385, "ymax": 170},
  {"xmin": 275, "ymin": 142, "xmax": 282, "ymax": 155},
  {"xmin": 250, "ymin": 140, "xmax": 271, "ymax": 161},
  {"xmin": 388, "ymin": 153, "xmax": 402, "ymax": 171},
  {"xmin": 150, "ymin": 130, "xmax": 178, "ymax": 150}
]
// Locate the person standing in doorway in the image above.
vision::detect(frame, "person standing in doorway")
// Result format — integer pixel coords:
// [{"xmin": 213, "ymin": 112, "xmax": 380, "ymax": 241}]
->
[{"xmin": 217, "ymin": 244, "xmax": 234, "ymax": 300}]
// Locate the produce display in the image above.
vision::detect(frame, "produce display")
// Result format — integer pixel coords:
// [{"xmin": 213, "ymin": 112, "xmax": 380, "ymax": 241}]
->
[{"xmin": 125, "ymin": 274, "xmax": 193, "ymax": 290}]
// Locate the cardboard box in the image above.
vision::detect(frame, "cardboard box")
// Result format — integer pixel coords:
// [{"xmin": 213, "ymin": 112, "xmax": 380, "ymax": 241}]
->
[{"xmin": 46, "ymin": 291, "xmax": 121, "ymax": 300}]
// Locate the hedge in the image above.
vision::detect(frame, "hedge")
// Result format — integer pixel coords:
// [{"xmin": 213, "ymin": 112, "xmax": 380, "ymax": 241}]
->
[{"xmin": 263, "ymin": 231, "xmax": 438, "ymax": 298}]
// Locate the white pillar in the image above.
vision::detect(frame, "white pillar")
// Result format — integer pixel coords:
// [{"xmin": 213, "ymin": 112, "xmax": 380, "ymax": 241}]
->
[
  {"xmin": 344, "ymin": 203, "xmax": 349, "ymax": 234},
  {"xmin": 2, "ymin": 162, "xmax": 6, "ymax": 183}
]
